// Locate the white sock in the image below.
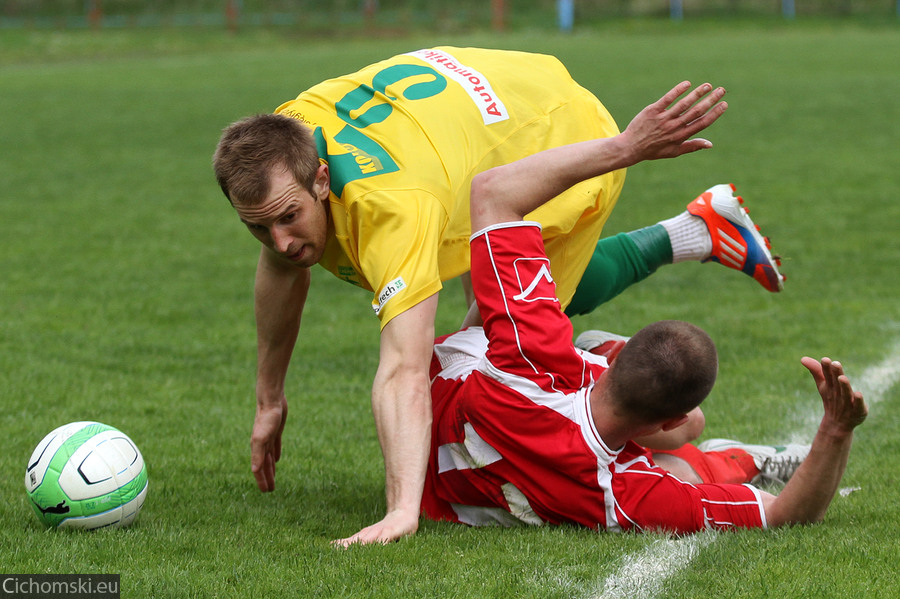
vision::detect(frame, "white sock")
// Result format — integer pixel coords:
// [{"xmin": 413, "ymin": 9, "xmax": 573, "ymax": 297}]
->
[{"xmin": 659, "ymin": 212, "xmax": 712, "ymax": 263}]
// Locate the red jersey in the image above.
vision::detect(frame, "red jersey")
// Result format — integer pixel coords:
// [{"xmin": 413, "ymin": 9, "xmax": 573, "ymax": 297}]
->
[{"xmin": 422, "ymin": 222, "xmax": 767, "ymax": 533}]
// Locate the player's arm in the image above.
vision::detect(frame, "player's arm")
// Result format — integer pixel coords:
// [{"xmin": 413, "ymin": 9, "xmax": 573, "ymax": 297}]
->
[
  {"xmin": 471, "ymin": 81, "xmax": 727, "ymax": 231},
  {"xmin": 334, "ymin": 294, "xmax": 437, "ymax": 547},
  {"xmin": 634, "ymin": 407, "xmax": 706, "ymax": 450},
  {"xmin": 251, "ymin": 246, "xmax": 311, "ymax": 492},
  {"xmin": 761, "ymin": 357, "xmax": 868, "ymax": 527}
]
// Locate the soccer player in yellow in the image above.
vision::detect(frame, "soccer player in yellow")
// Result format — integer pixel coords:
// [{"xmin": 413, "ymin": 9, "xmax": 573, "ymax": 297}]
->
[
  {"xmin": 275, "ymin": 47, "xmax": 626, "ymax": 320},
  {"xmin": 213, "ymin": 46, "xmax": 731, "ymax": 546}
]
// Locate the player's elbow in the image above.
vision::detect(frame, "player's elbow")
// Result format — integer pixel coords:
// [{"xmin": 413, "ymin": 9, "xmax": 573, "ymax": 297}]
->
[
  {"xmin": 763, "ymin": 497, "xmax": 827, "ymax": 529},
  {"xmin": 374, "ymin": 352, "xmax": 432, "ymax": 402},
  {"xmin": 470, "ymin": 170, "xmax": 496, "ymax": 225},
  {"xmin": 470, "ymin": 168, "xmax": 516, "ymax": 231},
  {"xmin": 471, "ymin": 167, "xmax": 500, "ymax": 201},
  {"xmin": 770, "ymin": 514, "xmax": 825, "ymax": 529}
]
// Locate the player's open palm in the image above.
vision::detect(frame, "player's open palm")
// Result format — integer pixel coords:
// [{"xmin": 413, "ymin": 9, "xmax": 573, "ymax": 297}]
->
[
  {"xmin": 250, "ymin": 395, "xmax": 288, "ymax": 492},
  {"xmin": 801, "ymin": 356, "xmax": 868, "ymax": 434},
  {"xmin": 623, "ymin": 81, "xmax": 728, "ymax": 161}
]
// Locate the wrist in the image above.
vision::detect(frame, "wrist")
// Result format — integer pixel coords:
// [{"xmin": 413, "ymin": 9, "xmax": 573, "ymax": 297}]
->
[
  {"xmin": 256, "ymin": 382, "xmax": 285, "ymax": 407},
  {"xmin": 816, "ymin": 420, "xmax": 855, "ymax": 442},
  {"xmin": 607, "ymin": 132, "xmax": 640, "ymax": 170},
  {"xmin": 386, "ymin": 505, "xmax": 421, "ymax": 521}
]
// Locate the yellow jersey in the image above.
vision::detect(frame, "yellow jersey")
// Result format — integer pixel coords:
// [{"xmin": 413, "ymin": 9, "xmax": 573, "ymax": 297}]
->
[{"xmin": 276, "ymin": 47, "xmax": 625, "ymax": 327}]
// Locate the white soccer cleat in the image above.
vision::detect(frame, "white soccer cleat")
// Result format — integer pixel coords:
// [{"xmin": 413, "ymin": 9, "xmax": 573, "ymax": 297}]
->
[
  {"xmin": 574, "ymin": 330, "xmax": 630, "ymax": 356},
  {"xmin": 698, "ymin": 438, "xmax": 810, "ymax": 485}
]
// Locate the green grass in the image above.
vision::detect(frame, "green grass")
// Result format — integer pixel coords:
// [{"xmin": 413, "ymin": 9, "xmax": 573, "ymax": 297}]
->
[{"xmin": 2, "ymin": 23, "xmax": 899, "ymax": 598}]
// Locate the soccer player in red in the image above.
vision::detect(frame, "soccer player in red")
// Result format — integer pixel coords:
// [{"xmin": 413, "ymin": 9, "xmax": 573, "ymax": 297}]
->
[
  {"xmin": 574, "ymin": 331, "xmax": 810, "ymax": 488},
  {"xmin": 422, "ymin": 111, "xmax": 868, "ymax": 533}
]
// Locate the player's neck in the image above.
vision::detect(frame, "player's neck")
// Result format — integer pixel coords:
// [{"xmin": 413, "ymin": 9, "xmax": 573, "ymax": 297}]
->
[{"xmin": 589, "ymin": 387, "xmax": 638, "ymax": 451}]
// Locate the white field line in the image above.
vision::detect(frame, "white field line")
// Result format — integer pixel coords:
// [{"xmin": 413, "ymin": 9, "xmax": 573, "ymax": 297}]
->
[
  {"xmin": 844, "ymin": 344, "xmax": 900, "ymax": 406},
  {"xmin": 584, "ymin": 342, "xmax": 900, "ymax": 599},
  {"xmin": 591, "ymin": 533, "xmax": 715, "ymax": 599}
]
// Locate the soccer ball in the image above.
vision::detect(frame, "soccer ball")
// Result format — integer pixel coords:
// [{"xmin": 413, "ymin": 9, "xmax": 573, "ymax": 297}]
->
[{"xmin": 25, "ymin": 421, "xmax": 148, "ymax": 530}]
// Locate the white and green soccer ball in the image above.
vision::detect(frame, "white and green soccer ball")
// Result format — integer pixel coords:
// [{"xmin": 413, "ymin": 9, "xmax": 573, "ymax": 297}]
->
[{"xmin": 25, "ymin": 421, "xmax": 148, "ymax": 530}]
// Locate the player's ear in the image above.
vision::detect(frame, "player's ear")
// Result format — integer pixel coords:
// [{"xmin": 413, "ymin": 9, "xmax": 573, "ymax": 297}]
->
[
  {"xmin": 660, "ymin": 414, "xmax": 690, "ymax": 432},
  {"xmin": 313, "ymin": 163, "xmax": 330, "ymax": 202}
]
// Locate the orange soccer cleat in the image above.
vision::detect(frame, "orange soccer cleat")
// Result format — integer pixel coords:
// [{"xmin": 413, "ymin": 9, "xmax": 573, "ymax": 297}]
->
[{"xmin": 687, "ymin": 184, "xmax": 785, "ymax": 293}]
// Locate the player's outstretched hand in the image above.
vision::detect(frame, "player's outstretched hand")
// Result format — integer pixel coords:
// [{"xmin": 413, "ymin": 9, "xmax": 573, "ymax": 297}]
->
[
  {"xmin": 800, "ymin": 356, "xmax": 868, "ymax": 435},
  {"xmin": 332, "ymin": 508, "xmax": 419, "ymax": 548},
  {"xmin": 250, "ymin": 395, "xmax": 288, "ymax": 492},
  {"xmin": 621, "ymin": 81, "xmax": 728, "ymax": 162}
]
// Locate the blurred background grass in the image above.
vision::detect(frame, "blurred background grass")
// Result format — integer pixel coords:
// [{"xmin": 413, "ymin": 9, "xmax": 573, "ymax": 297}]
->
[{"xmin": 3, "ymin": 0, "xmax": 899, "ymax": 30}]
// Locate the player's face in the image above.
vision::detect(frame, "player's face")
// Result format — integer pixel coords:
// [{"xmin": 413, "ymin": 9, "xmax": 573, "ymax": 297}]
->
[{"xmin": 234, "ymin": 165, "xmax": 330, "ymax": 268}]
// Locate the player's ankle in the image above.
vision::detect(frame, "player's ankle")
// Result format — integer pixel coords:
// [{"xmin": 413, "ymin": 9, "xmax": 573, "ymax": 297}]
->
[{"xmin": 659, "ymin": 212, "xmax": 712, "ymax": 263}]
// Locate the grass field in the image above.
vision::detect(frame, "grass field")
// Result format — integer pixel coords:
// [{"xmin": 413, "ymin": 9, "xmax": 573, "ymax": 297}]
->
[{"xmin": 2, "ymin": 21, "xmax": 899, "ymax": 599}]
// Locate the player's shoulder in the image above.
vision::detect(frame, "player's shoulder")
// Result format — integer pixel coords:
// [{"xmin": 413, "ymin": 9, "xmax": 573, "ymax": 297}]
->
[{"xmin": 614, "ymin": 442, "xmax": 660, "ymax": 470}]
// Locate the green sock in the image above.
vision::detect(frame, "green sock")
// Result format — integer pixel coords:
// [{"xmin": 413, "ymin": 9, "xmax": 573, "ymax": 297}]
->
[
  {"xmin": 565, "ymin": 226, "xmax": 672, "ymax": 317},
  {"xmin": 627, "ymin": 224, "xmax": 673, "ymax": 269}
]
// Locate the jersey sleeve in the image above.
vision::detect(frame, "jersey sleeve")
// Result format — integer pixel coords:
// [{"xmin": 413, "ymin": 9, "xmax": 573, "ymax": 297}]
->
[
  {"xmin": 349, "ymin": 190, "xmax": 447, "ymax": 328},
  {"xmin": 469, "ymin": 222, "xmax": 596, "ymax": 393},
  {"xmin": 609, "ymin": 445, "xmax": 767, "ymax": 533}
]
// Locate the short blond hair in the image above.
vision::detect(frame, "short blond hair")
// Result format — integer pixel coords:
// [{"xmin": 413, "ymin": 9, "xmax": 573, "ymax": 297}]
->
[{"xmin": 212, "ymin": 114, "xmax": 320, "ymax": 205}]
